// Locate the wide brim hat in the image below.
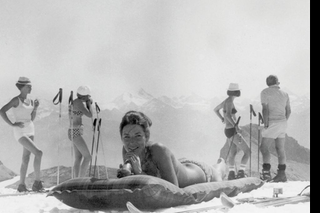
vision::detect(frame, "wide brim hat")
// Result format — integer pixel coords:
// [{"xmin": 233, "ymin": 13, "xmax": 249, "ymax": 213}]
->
[
  {"xmin": 16, "ymin": 77, "xmax": 32, "ymax": 85},
  {"xmin": 77, "ymin": 85, "xmax": 91, "ymax": 96},
  {"xmin": 227, "ymin": 83, "xmax": 241, "ymax": 91}
]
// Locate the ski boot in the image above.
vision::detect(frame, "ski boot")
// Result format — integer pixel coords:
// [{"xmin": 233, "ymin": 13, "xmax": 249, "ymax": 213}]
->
[
  {"xmin": 271, "ymin": 170, "xmax": 287, "ymax": 183},
  {"xmin": 32, "ymin": 180, "xmax": 44, "ymax": 192},
  {"xmin": 236, "ymin": 170, "xmax": 247, "ymax": 179},
  {"xmin": 17, "ymin": 183, "xmax": 30, "ymax": 192},
  {"xmin": 228, "ymin": 171, "xmax": 236, "ymax": 180}
]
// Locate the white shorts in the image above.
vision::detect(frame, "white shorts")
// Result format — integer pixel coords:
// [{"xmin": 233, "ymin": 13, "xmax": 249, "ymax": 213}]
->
[
  {"xmin": 261, "ymin": 120, "xmax": 287, "ymax": 139},
  {"xmin": 13, "ymin": 121, "xmax": 35, "ymax": 141}
]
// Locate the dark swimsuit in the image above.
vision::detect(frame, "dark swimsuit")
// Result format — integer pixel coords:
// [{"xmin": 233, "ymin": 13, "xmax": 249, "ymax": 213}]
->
[{"xmin": 223, "ymin": 106, "xmax": 238, "ymax": 138}]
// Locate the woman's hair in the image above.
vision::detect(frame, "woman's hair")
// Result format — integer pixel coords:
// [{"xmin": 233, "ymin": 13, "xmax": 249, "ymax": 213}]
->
[
  {"xmin": 15, "ymin": 83, "xmax": 26, "ymax": 90},
  {"xmin": 227, "ymin": 90, "xmax": 241, "ymax": 97},
  {"xmin": 119, "ymin": 111, "xmax": 152, "ymax": 137}
]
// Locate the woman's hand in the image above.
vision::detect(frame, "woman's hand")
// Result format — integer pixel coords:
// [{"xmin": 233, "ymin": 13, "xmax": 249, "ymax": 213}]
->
[
  {"xmin": 125, "ymin": 153, "xmax": 142, "ymax": 175},
  {"xmin": 236, "ymin": 126, "xmax": 242, "ymax": 134},
  {"xmin": 34, "ymin": 99, "xmax": 40, "ymax": 108},
  {"xmin": 117, "ymin": 163, "xmax": 133, "ymax": 178},
  {"xmin": 12, "ymin": 122, "xmax": 24, "ymax": 128}
]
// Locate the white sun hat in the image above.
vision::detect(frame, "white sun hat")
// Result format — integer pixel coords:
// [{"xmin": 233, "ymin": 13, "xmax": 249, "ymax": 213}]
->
[
  {"xmin": 227, "ymin": 83, "xmax": 241, "ymax": 91},
  {"xmin": 16, "ymin": 77, "xmax": 32, "ymax": 85},
  {"xmin": 77, "ymin": 85, "xmax": 91, "ymax": 96}
]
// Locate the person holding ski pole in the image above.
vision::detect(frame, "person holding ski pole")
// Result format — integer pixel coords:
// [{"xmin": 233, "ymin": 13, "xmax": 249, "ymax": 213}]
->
[
  {"xmin": 0, "ymin": 77, "xmax": 44, "ymax": 192},
  {"xmin": 68, "ymin": 85, "xmax": 93, "ymax": 177},
  {"xmin": 260, "ymin": 75, "xmax": 291, "ymax": 182},
  {"xmin": 214, "ymin": 83, "xmax": 251, "ymax": 180}
]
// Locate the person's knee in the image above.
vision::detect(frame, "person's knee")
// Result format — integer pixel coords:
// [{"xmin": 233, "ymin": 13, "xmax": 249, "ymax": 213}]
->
[
  {"xmin": 36, "ymin": 150, "xmax": 43, "ymax": 158},
  {"xmin": 260, "ymin": 143, "xmax": 269, "ymax": 154}
]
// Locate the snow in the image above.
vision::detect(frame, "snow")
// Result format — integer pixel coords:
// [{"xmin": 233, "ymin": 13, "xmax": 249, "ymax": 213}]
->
[{"xmin": 0, "ymin": 177, "xmax": 310, "ymax": 213}]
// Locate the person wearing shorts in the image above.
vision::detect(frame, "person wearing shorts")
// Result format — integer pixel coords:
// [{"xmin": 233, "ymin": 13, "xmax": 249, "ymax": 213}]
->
[
  {"xmin": 260, "ymin": 75, "xmax": 291, "ymax": 182},
  {"xmin": 0, "ymin": 77, "xmax": 44, "ymax": 192},
  {"xmin": 68, "ymin": 86, "xmax": 93, "ymax": 177},
  {"xmin": 214, "ymin": 83, "xmax": 251, "ymax": 180}
]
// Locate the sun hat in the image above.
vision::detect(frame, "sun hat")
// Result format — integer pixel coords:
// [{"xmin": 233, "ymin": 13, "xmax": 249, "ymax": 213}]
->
[
  {"xmin": 266, "ymin": 75, "xmax": 280, "ymax": 86},
  {"xmin": 77, "ymin": 85, "xmax": 91, "ymax": 96},
  {"xmin": 227, "ymin": 83, "xmax": 240, "ymax": 91},
  {"xmin": 16, "ymin": 77, "xmax": 32, "ymax": 85}
]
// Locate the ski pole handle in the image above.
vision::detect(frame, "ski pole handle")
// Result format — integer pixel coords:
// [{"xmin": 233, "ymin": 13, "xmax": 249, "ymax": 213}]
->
[
  {"xmin": 97, "ymin": 118, "xmax": 102, "ymax": 131},
  {"xmin": 68, "ymin": 91, "xmax": 73, "ymax": 105},
  {"xmin": 250, "ymin": 104, "xmax": 256, "ymax": 117},
  {"xmin": 53, "ymin": 88, "xmax": 63, "ymax": 105},
  {"xmin": 258, "ymin": 112, "xmax": 264, "ymax": 124},
  {"xmin": 235, "ymin": 116, "xmax": 241, "ymax": 126},
  {"xmin": 95, "ymin": 102, "xmax": 100, "ymax": 114}
]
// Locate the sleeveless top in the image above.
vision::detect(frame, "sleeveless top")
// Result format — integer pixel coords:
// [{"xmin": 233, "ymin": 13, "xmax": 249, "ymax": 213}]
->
[{"xmin": 11, "ymin": 98, "xmax": 34, "ymax": 122}]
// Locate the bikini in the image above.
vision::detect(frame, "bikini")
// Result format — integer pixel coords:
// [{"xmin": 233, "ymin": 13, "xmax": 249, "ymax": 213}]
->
[
  {"xmin": 141, "ymin": 147, "xmax": 215, "ymax": 182},
  {"xmin": 68, "ymin": 106, "xmax": 84, "ymax": 140},
  {"xmin": 223, "ymin": 106, "xmax": 238, "ymax": 139}
]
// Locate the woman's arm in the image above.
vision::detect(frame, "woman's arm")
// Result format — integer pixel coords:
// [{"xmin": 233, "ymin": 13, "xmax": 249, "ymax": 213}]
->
[
  {"xmin": 213, "ymin": 101, "xmax": 225, "ymax": 123},
  {"xmin": 224, "ymin": 101, "xmax": 237, "ymax": 126},
  {"xmin": 0, "ymin": 97, "xmax": 19, "ymax": 127},
  {"xmin": 151, "ymin": 143, "xmax": 179, "ymax": 186},
  {"xmin": 31, "ymin": 99, "xmax": 39, "ymax": 121},
  {"xmin": 74, "ymin": 99, "xmax": 93, "ymax": 118}
]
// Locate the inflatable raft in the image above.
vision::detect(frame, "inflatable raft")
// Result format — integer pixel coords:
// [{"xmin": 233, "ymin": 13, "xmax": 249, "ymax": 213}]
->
[{"xmin": 48, "ymin": 175, "xmax": 264, "ymax": 211}]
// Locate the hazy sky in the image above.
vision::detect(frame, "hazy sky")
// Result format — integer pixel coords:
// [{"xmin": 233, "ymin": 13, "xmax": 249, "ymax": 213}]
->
[{"xmin": 0, "ymin": 0, "xmax": 310, "ymax": 105}]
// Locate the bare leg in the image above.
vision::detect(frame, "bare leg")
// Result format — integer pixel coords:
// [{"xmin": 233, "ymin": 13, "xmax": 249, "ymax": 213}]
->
[
  {"xmin": 275, "ymin": 137, "xmax": 286, "ymax": 165},
  {"xmin": 73, "ymin": 136, "xmax": 91, "ymax": 177},
  {"xmin": 18, "ymin": 136, "xmax": 43, "ymax": 182},
  {"xmin": 73, "ymin": 143, "xmax": 82, "ymax": 178},
  {"xmin": 234, "ymin": 133, "xmax": 251, "ymax": 165},
  {"xmin": 227, "ymin": 138, "xmax": 237, "ymax": 166},
  {"xmin": 260, "ymin": 137, "xmax": 274, "ymax": 164},
  {"xmin": 20, "ymin": 148, "xmax": 31, "ymax": 185}
]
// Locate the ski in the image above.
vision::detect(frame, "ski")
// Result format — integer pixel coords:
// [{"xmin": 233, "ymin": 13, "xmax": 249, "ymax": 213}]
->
[
  {"xmin": 126, "ymin": 189, "xmax": 310, "ymax": 213},
  {"xmin": 126, "ymin": 193, "xmax": 230, "ymax": 213},
  {"xmin": 0, "ymin": 189, "xmax": 49, "ymax": 198}
]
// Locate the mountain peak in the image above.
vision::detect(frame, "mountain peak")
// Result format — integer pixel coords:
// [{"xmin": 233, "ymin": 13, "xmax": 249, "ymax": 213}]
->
[{"xmin": 138, "ymin": 88, "xmax": 153, "ymax": 100}]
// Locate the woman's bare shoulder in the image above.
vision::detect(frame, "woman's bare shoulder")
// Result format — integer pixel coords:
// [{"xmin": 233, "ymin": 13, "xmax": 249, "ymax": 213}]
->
[{"xmin": 148, "ymin": 142, "xmax": 171, "ymax": 156}]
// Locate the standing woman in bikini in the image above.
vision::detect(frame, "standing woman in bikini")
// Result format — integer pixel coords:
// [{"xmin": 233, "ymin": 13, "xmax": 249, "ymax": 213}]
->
[
  {"xmin": 0, "ymin": 77, "xmax": 44, "ymax": 192},
  {"xmin": 214, "ymin": 83, "xmax": 251, "ymax": 180},
  {"xmin": 68, "ymin": 86, "xmax": 93, "ymax": 177}
]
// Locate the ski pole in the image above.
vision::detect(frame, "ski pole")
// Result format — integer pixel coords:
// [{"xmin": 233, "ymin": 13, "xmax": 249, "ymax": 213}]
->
[
  {"xmin": 93, "ymin": 118, "xmax": 102, "ymax": 178},
  {"xmin": 249, "ymin": 104, "xmax": 256, "ymax": 177},
  {"xmin": 68, "ymin": 91, "xmax": 74, "ymax": 179},
  {"xmin": 258, "ymin": 112, "xmax": 264, "ymax": 176},
  {"xmin": 225, "ymin": 116, "xmax": 241, "ymax": 161},
  {"xmin": 53, "ymin": 88, "xmax": 63, "ymax": 184},
  {"xmin": 89, "ymin": 118, "xmax": 97, "ymax": 176}
]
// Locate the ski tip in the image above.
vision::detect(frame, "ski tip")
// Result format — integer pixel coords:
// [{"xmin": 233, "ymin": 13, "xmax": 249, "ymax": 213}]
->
[
  {"xmin": 126, "ymin": 201, "xmax": 144, "ymax": 213},
  {"xmin": 220, "ymin": 192, "xmax": 235, "ymax": 208}
]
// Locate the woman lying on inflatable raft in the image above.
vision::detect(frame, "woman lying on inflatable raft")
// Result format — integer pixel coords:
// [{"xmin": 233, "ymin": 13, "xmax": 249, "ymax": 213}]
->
[{"xmin": 49, "ymin": 111, "xmax": 264, "ymax": 211}]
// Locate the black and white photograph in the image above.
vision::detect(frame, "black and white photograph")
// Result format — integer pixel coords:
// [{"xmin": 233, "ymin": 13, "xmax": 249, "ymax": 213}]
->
[{"xmin": 0, "ymin": 1, "xmax": 310, "ymax": 212}]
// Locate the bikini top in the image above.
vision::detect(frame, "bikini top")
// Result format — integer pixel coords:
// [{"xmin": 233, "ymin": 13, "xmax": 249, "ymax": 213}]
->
[
  {"xmin": 141, "ymin": 146, "xmax": 161, "ymax": 178},
  {"xmin": 223, "ymin": 108, "xmax": 237, "ymax": 114},
  {"xmin": 68, "ymin": 105, "xmax": 83, "ymax": 117},
  {"xmin": 223, "ymin": 102, "xmax": 237, "ymax": 114}
]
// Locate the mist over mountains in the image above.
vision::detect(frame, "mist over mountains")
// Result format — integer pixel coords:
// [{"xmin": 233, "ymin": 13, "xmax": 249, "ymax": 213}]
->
[{"xmin": 0, "ymin": 88, "xmax": 310, "ymax": 180}]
